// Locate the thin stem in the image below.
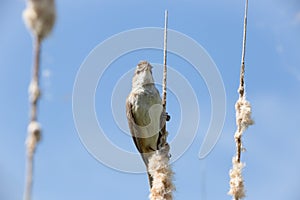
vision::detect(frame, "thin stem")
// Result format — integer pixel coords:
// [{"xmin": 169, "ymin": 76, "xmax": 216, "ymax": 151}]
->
[
  {"xmin": 162, "ymin": 10, "xmax": 168, "ymax": 113},
  {"xmin": 229, "ymin": 1, "xmax": 251, "ymax": 199},
  {"xmin": 236, "ymin": 0, "xmax": 248, "ymax": 163},
  {"xmin": 160, "ymin": 10, "xmax": 168, "ymax": 143},
  {"xmin": 239, "ymin": 0, "xmax": 248, "ymax": 98},
  {"xmin": 30, "ymin": 36, "xmax": 41, "ymax": 121},
  {"xmin": 236, "ymin": 137, "xmax": 242, "ymax": 163},
  {"xmin": 24, "ymin": 36, "xmax": 42, "ymax": 200},
  {"xmin": 24, "ymin": 151, "xmax": 34, "ymax": 200}
]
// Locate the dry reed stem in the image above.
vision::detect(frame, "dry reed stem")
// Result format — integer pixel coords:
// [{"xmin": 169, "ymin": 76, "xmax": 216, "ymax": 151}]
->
[
  {"xmin": 162, "ymin": 10, "xmax": 168, "ymax": 112},
  {"xmin": 160, "ymin": 10, "xmax": 168, "ymax": 147},
  {"xmin": 25, "ymin": 121, "xmax": 41, "ymax": 200},
  {"xmin": 228, "ymin": 0, "xmax": 254, "ymax": 199},
  {"xmin": 24, "ymin": 34, "xmax": 42, "ymax": 200},
  {"xmin": 148, "ymin": 10, "xmax": 175, "ymax": 200},
  {"xmin": 23, "ymin": 1, "xmax": 55, "ymax": 200}
]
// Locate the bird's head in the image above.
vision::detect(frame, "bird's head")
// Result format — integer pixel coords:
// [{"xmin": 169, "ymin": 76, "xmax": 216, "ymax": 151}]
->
[
  {"xmin": 135, "ymin": 60, "xmax": 153, "ymax": 74},
  {"xmin": 132, "ymin": 61, "xmax": 154, "ymax": 88}
]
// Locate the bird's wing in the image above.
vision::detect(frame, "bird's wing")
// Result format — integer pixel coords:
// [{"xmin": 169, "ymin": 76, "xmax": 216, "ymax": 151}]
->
[
  {"xmin": 126, "ymin": 98, "xmax": 143, "ymax": 154},
  {"xmin": 126, "ymin": 94, "xmax": 156, "ymax": 189},
  {"xmin": 126, "ymin": 97, "xmax": 153, "ymax": 169}
]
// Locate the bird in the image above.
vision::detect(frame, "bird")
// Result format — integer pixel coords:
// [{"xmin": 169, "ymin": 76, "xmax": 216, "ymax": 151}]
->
[{"xmin": 126, "ymin": 61, "xmax": 170, "ymax": 188}]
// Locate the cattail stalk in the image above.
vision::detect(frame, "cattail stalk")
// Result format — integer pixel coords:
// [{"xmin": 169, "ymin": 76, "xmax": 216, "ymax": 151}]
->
[
  {"xmin": 149, "ymin": 10, "xmax": 175, "ymax": 200},
  {"xmin": 228, "ymin": 0, "xmax": 254, "ymax": 199},
  {"xmin": 24, "ymin": 36, "xmax": 42, "ymax": 200},
  {"xmin": 162, "ymin": 10, "xmax": 168, "ymax": 110},
  {"xmin": 161, "ymin": 9, "xmax": 168, "ymax": 144},
  {"xmin": 23, "ymin": 1, "xmax": 55, "ymax": 200}
]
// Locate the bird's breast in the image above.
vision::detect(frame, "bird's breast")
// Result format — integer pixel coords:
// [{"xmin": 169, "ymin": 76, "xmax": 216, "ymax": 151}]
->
[{"xmin": 130, "ymin": 88, "xmax": 162, "ymax": 127}]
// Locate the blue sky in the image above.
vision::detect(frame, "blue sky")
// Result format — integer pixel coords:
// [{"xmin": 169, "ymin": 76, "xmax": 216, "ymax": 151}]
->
[{"xmin": 1, "ymin": 0, "xmax": 300, "ymax": 200}]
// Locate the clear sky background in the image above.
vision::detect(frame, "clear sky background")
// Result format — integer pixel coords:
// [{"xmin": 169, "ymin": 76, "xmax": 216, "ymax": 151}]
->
[{"xmin": 1, "ymin": 0, "xmax": 300, "ymax": 200}]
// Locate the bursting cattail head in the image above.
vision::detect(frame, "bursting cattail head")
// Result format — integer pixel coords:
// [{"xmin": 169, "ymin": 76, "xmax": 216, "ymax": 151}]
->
[
  {"xmin": 148, "ymin": 149, "xmax": 175, "ymax": 200},
  {"xmin": 23, "ymin": 0, "xmax": 56, "ymax": 40},
  {"xmin": 235, "ymin": 97, "xmax": 254, "ymax": 138},
  {"xmin": 228, "ymin": 158, "xmax": 246, "ymax": 199}
]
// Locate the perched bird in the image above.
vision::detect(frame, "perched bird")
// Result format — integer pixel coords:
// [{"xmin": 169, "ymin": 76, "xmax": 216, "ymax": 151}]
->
[{"xmin": 126, "ymin": 61, "xmax": 170, "ymax": 188}]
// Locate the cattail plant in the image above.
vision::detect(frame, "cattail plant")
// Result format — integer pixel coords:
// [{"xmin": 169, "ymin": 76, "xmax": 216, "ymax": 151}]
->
[
  {"xmin": 148, "ymin": 10, "xmax": 175, "ymax": 200},
  {"xmin": 23, "ymin": 0, "xmax": 56, "ymax": 200},
  {"xmin": 228, "ymin": 0, "xmax": 254, "ymax": 199}
]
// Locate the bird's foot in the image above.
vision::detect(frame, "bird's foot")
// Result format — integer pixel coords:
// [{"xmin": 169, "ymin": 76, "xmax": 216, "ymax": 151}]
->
[{"xmin": 161, "ymin": 111, "xmax": 171, "ymax": 122}]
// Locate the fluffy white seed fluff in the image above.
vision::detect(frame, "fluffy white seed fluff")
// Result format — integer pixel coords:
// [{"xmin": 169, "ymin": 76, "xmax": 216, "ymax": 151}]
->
[
  {"xmin": 228, "ymin": 158, "xmax": 246, "ymax": 199},
  {"xmin": 28, "ymin": 80, "xmax": 40, "ymax": 103},
  {"xmin": 148, "ymin": 149, "xmax": 175, "ymax": 200},
  {"xmin": 26, "ymin": 121, "xmax": 41, "ymax": 154},
  {"xmin": 23, "ymin": 0, "xmax": 56, "ymax": 39},
  {"xmin": 235, "ymin": 97, "xmax": 254, "ymax": 138},
  {"xmin": 229, "ymin": 96, "xmax": 253, "ymax": 199}
]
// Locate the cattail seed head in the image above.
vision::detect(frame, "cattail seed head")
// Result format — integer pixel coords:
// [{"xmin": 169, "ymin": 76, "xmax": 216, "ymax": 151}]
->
[
  {"xmin": 23, "ymin": 0, "xmax": 56, "ymax": 40},
  {"xmin": 149, "ymin": 149, "xmax": 175, "ymax": 200},
  {"xmin": 235, "ymin": 97, "xmax": 254, "ymax": 138},
  {"xmin": 228, "ymin": 158, "xmax": 246, "ymax": 199}
]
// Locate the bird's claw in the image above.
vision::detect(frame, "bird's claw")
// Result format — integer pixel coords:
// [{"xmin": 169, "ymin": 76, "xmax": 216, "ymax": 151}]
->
[
  {"xmin": 162, "ymin": 112, "xmax": 171, "ymax": 122},
  {"xmin": 166, "ymin": 112, "xmax": 170, "ymax": 121}
]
